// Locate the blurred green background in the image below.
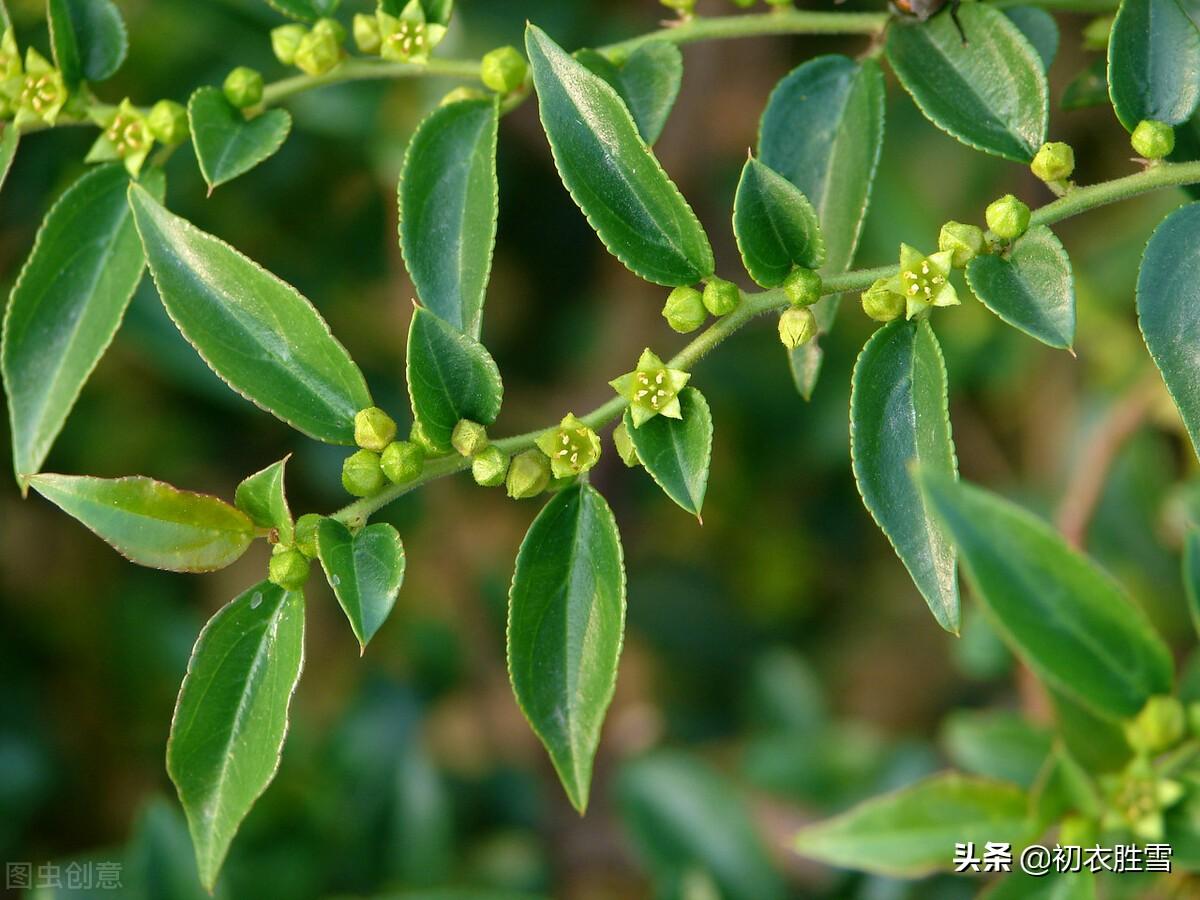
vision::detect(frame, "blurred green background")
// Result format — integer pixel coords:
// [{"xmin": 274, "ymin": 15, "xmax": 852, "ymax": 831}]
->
[{"xmin": 1, "ymin": 1, "xmax": 1197, "ymax": 897}]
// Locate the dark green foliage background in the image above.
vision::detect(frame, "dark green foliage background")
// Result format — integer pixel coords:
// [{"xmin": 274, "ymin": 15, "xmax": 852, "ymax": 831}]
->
[{"xmin": 0, "ymin": 0, "xmax": 1196, "ymax": 897}]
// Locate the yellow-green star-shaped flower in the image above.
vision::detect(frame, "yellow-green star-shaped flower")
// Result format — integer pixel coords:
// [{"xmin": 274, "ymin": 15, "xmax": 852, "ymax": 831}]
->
[
  {"xmin": 14, "ymin": 48, "xmax": 67, "ymax": 127},
  {"xmin": 85, "ymin": 99, "xmax": 154, "ymax": 176},
  {"xmin": 1099, "ymin": 758, "xmax": 1185, "ymax": 842},
  {"xmin": 610, "ymin": 349, "xmax": 690, "ymax": 427},
  {"xmin": 885, "ymin": 244, "xmax": 959, "ymax": 320},
  {"xmin": 378, "ymin": 1, "xmax": 447, "ymax": 63},
  {"xmin": 535, "ymin": 413, "xmax": 602, "ymax": 479}
]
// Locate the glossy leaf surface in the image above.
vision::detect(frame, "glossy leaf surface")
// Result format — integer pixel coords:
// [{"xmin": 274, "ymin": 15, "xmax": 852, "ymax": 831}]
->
[
  {"xmin": 624, "ymin": 387, "xmax": 712, "ymax": 518},
  {"xmin": 189, "ymin": 87, "xmax": 292, "ymax": 192},
  {"xmin": 317, "ymin": 518, "xmax": 405, "ymax": 652}
]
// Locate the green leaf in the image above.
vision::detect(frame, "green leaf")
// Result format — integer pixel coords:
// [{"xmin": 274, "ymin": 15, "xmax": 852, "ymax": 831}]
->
[
  {"xmin": 1061, "ymin": 58, "xmax": 1109, "ymax": 111},
  {"xmin": 129, "ymin": 183, "xmax": 372, "ymax": 444},
  {"xmin": 235, "ymin": 457, "xmax": 293, "ymax": 545},
  {"xmin": 28, "ymin": 473, "xmax": 255, "ymax": 572},
  {"xmin": 1049, "ymin": 685, "xmax": 1132, "ymax": 773},
  {"xmin": 1185, "ymin": 529, "xmax": 1200, "ymax": 638},
  {"xmin": 399, "ymin": 98, "xmax": 499, "ymax": 339},
  {"xmin": 1137, "ymin": 203, "xmax": 1200, "ymax": 461},
  {"xmin": 507, "ymin": 483, "xmax": 625, "ymax": 813},
  {"xmin": 624, "ymin": 387, "xmax": 712, "ymax": 519},
  {"xmin": 263, "ymin": 0, "xmax": 338, "ymax": 23},
  {"xmin": 316, "ymin": 518, "xmax": 405, "ymax": 653},
  {"xmin": 1169, "ymin": 110, "xmax": 1200, "ymax": 198},
  {"xmin": 616, "ymin": 752, "xmax": 785, "ymax": 900},
  {"xmin": 1004, "ymin": 7, "xmax": 1059, "ymax": 72},
  {"xmin": 733, "ymin": 158, "xmax": 825, "ymax": 288},
  {"xmin": 984, "ymin": 871, "xmax": 1097, "ymax": 900},
  {"xmin": 188, "ymin": 87, "xmax": 292, "ymax": 192},
  {"xmin": 575, "ymin": 41, "xmax": 683, "ymax": 145},
  {"xmin": 940, "ymin": 710, "xmax": 1052, "ymax": 789},
  {"xmin": 168, "ymin": 582, "xmax": 305, "ymax": 891},
  {"xmin": 525, "ymin": 24, "xmax": 713, "ymax": 287},
  {"xmin": 0, "ymin": 123, "xmax": 16, "ymax": 194},
  {"xmin": 124, "ymin": 798, "xmax": 216, "ymax": 900},
  {"xmin": 1107, "ymin": 0, "xmax": 1200, "ymax": 131},
  {"xmin": 47, "ymin": 0, "xmax": 126, "ymax": 85},
  {"xmin": 916, "ymin": 470, "xmax": 1174, "ymax": 718},
  {"xmin": 406, "ymin": 306, "xmax": 502, "ymax": 453},
  {"xmin": 793, "ymin": 773, "xmax": 1034, "ymax": 878},
  {"xmin": 3, "ymin": 165, "xmax": 164, "ymax": 489},
  {"xmin": 966, "ymin": 225, "xmax": 1075, "ymax": 350},
  {"xmin": 887, "ymin": 5, "xmax": 1048, "ymax": 161},
  {"xmin": 850, "ymin": 320, "xmax": 959, "ymax": 633},
  {"xmin": 758, "ymin": 55, "xmax": 885, "ymax": 396}
]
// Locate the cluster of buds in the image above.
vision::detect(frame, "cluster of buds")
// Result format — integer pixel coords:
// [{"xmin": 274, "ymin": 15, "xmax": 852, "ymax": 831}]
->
[
  {"xmin": 272, "ymin": 18, "xmax": 346, "ymax": 77},
  {"xmin": 86, "ymin": 98, "xmax": 186, "ymax": 176},
  {"xmin": 342, "ymin": 407, "xmax": 401, "ymax": 497},
  {"xmin": 351, "ymin": 1, "xmax": 448, "ymax": 65},
  {"xmin": 4, "ymin": 42, "xmax": 69, "ymax": 128}
]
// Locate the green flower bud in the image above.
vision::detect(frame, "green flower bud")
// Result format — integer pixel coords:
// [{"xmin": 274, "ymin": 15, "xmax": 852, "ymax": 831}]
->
[
  {"xmin": 535, "ymin": 413, "xmax": 602, "ymax": 479},
  {"xmin": 662, "ymin": 286, "xmax": 707, "ymax": 333},
  {"xmin": 481, "ymin": 46, "xmax": 528, "ymax": 95},
  {"xmin": 294, "ymin": 27, "xmax": 342, "ymax": 77},
  {"xmin": 410, "ymin": 419, "xmax": 446, "ymax": 456},
  {"xmin": 861, "ymin": 277, "xmax": 905, "ymax": 323},
  {"xmin": 271, "ymin": 24, "xmax": 308, "ymax": 66},
  {"xmin": 890, "ymin": 244, "xmax": 959, "ymax": 320},
  {"xmin": 778, "ymin": 307, "xmax": 816, "ymax": 350},
  {"xmin": 938, "ymin": 221, "xmax": 985, "ymax": 268},
  {"xmin": 471, "ymin": 445, "xmax": 509, "ymax": 487},
  {"xmin": 294, "ymin": 513, "xmax": 322, "ymax": 559},
  {"xmin": 1031, "ymin": 141, "xmax": 1075, "ymax": 183},
  {"xmin": 15, "ymin": 49, "xmax": 67, "ymax": 126},
  {"xmin": 1082, "ymin": 15, "xmax": 1113, "ymax": 51},
  {"xmin": 451, "ymin": 419, "xmax": 489, "ymax": 457},
  {"xmin": 985, "ymin": 194, "xmax": 1031, "ymax": 241},
  {"xmin": 660, "ymin": 0, "xmax": 697, "ymax": 15},
  {"xmin": 782, "ymin": 267, "xmax": 822, "ymax": 307},
  {"xmin": 146, "ymin": 99, "xmax": 188, "ymax": 145},
  {"xmin": 354, "ymin": 406, "xmax": 397, "ymax": 451},
  {"xmin": 610, "ymin": 348, "xmax": 691, "ymax": 428},
  {"xmin": 353, "ymin": 13, "xmax": 382, "ymax": 54},
  {"xmin": 612, "ymin": 421, "xmax": 639, "ymax": 468},
  {"xmin": 312, "ymin": 17, "xmax": 346, "ymax": 44},
  {"xmin": 1131, "ymin": 119, "xmax": 1175, "ymax": 160},
  {"xmin": 268, "ymin": 546, "xmax": 310, "ymax": 590},
  {"xmin": 342, "ymin": 449, "xmax": 385, "ymax": 497},
  {"xmin": 1124, "ymin": 695, "xmax": 1186, "ymax": 754},
  {"xmin": 506, "ymin": 448, "xmax": 551, "ymax": 500},
  {"xmin": 439, "ymin": 86, "xmax": 488, "ymax": 106},
  {"xmin": 380, "ymin": 440, "xmax": 424, "ymax": 484},
  {"xmin": 702, "ymin": 277, "xmax": 741, "ymax": 317},
  {"xmin": 223, "ymin": 67, "xmax": 263, "ymax": 109}
]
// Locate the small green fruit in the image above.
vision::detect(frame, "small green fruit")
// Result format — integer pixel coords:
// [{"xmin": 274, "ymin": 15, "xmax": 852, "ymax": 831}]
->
[
  {"xmin": 506, "ymin": 449, "xmax": 551, "ymax": 499},
  {"xmin": 147, "ymin": 99, "xmax": 188, "ymax": 145},
  {"xmin": 480, "ymin": 46, "xmax": 528, "ymax": 94},
  {"xmin": 271, "ymin": 24, "xmax": 308, "ymax": 66},
  {"xmin": 985, "ymin": 194, "xmax": 1031, "ymax": 241},
  {"xmin": 702, "ymin": 278, "xmax": 741, "ymax": 317},
  {"xmin": 269, "ymin": 546, "xmax": 310, "ymax": 590},
  {"xmin": 223, "ymin": 66, "xmax": 263, "ymax": 109},
  {"xmin": 471, "ymin": 446, "xmax": 508, "ymax": 487},
  {"xmin": 662, "ymin": 286, "xmax": 707, "ymax": 333},
  {"xmin": 782, "ymin": 267, "xmax": 822, "ymax": 307},
  {"xmin": 451, "ymin": 419, "xmax": 489, "ymax": 457},
  {"xmin": 342, "ymin": 449, "xmax": 385, "ymax": 497},
  {"xmin": 778, "ymin": 307, "xmax": 817, "ymax": 350},
  {"xmin": 380, "ymin": 440, "xmax": 424, "ymax": 484},
  {"xmin": 1131, "ymin": 120, "xmax": 1175, "ymax": 160},
  {"xmin": 294, "ymin": 513, "xmax": 322, "ymax": 559},
  {"xmin": 354, "ymin": 407, "xmax": 397, "ymax": 451},
  {"xmin": 1031, "ymin": 142, "xmax": 1075, "ymax": 183},
  {"xmin": 938, "ymin": 221, "xmax": 985, "ymax": 268},
  {"xmin": 861, "ymin": 278, "xmax": 905, "ymax": 323}
]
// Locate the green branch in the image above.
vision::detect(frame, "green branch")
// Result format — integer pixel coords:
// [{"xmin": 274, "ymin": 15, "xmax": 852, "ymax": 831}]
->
[{"xmin": 331, "ymin": 159, "xmax": 1200, "ymax": 528}]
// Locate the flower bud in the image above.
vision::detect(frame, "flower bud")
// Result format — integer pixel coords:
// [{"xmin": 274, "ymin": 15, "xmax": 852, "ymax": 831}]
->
[
  {"xmin": 294, "ymin": 27, "xmax": 342, "ymax": 76},
  {"xmin": 380, "ymin": 440, "xmax": 424, "ymax": 483},
  {"xmin": 1031, "ymin": 141, "xmax": 1075, "ymax": 183},
  {"xmin": 938, "ymin": 221, "xmax": 985, "ymax": 268},
  {"xmin": 354, "ymin": 406, "xmax": 397, "ymax": 451},
  {"xmin": 312, "ymin": 17, "xmax": 346, "ymax": 44},
  {"xmin": 861, "ymin": 278, "xmax": 905, "ymax": 323},
  {"xmin": 353, "ymin": 13, "xmax": 382, "ymax": 54},
  {"xmin": 471, "ymin": 445, "xmax": 508, "ymax": 487},
  {"xmin": 268, "ymin": 546, "xmax": 310, "ymax": 590},
  {"xmin": 147, "ymin": 99, "xmax": 188, "ymax": 145},
  {"xmin": 1124, "ymin": 695, "xmax": 1186, "ymax": 755},
  {"xmin": 1082, "ymin": 15, "xmax": 1113, "ymax": 51},
  {"xmin": 439, "ymin": 86, "xmax": 488, "ymax": 106},
  {"xmin": 223, "ymin": 67, "xmax": 263, "ymax": 109},
  {"xmin": 451, "ymin": 419, "xmax": 489, "ymax": 457},
  {"xmin": 1131, "ymin": 119, "xmax": 1175, "ymax": 160},
  {"xmin": 782, "ymin": 267, "xmax": 822, "ymax": 307},
  {"xmin": 506, "ymin": 448, "xmax": 551, "ymax": 500},
  {"xmin": 294, "ymin": 513, "xmax": 322, "ymax": 559},
  {"xmin": 702, "ymin": 277, "xmax": 741, "ymax": 317},
  {"xmin": 271, "ymin": 24, "xmax": 308, "ymax": 66},
  {"xmin": 662, "ymin": 286, "xmax": 707, "ymax": 333},
  {"xmin": 342, "ymin": 449, "xmax": 385, "ymax": 497},
  {"xmin": 778, "ymin": 307, "xmax": 817, "ymax": 350},
  {"xmin": 480, "ymin": 46, "xmax": 528, "ymax": 95},
  {"xmin": 612, "ymin": 421, "xmax": 639, "ymax": 468},
  {"xmin": 535, "ymin": 413, "xmax": 602, "ymax": 479},
  {"xmin": 659, "ymin": 0, "xmax": 697, "ymax": 15},
  {"xmin": 985, "ymin": 194, "xmax": 1031, "ymax": 240}
]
